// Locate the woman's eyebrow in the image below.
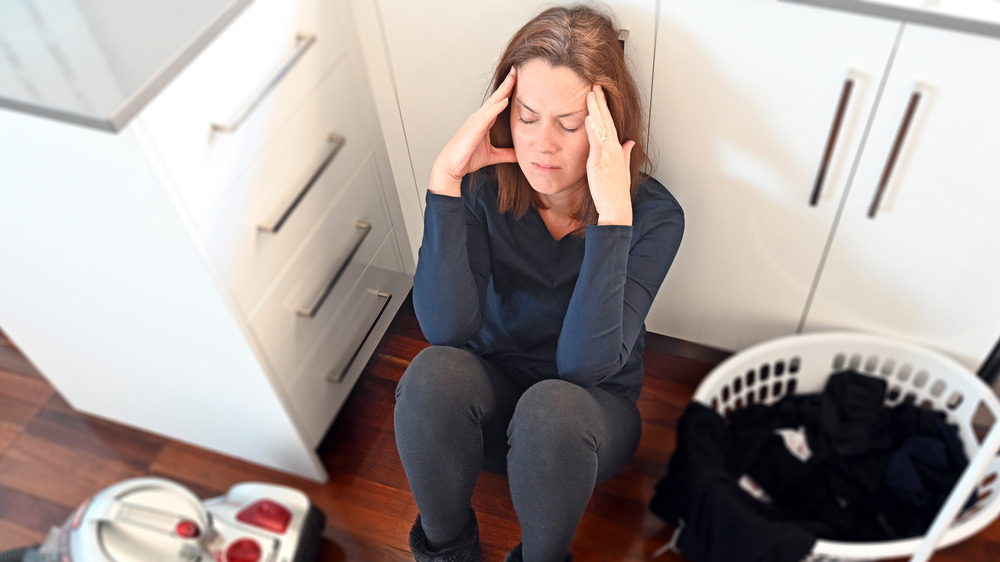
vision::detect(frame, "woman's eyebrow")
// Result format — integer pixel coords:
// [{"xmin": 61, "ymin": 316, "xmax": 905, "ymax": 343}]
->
[{"xmin": 516, "ymin": 97, "xmax": 586, "ymax": 119}]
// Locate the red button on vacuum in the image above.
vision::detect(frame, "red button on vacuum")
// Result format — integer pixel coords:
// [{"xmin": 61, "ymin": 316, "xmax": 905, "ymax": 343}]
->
[
  {"xmin": 174, "ymin": 519, "xmax": 201, "ymax": 539},
  {"xmin": 224, "ymin": 538, "xmax": 261, "ymax": 562},
  {"xmin": 236, "ymin": 499, "xmax": 292, "ymax": 534}
]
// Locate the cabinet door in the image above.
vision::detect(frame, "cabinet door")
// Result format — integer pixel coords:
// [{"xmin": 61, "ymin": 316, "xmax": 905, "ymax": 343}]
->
[
  {"xmin": 646, "ymin": 0, "xmax": 900, "ymax": 351},
  {"xmin": 375, "ymin": 0, "xmax": 656, "ymax": 204},
  {"xmin": 803, "ymin": 25, "xmax": 1000, "ymax": 370}
]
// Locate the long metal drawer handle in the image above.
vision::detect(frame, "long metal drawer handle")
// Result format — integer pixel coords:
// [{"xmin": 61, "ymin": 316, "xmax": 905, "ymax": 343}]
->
[
  {"xmin": 294, "ymin": 221, "xmax": 372, "ymax": 318},
  {"xmin": 810, "ymin": 77, "xmax": 855, "ymax": 206},
  {"xmin": 212, "ymin": 33, "xmax": 316, "ymax": 133},
  {"xmin": 327, "ymin": 290, "xmax": 392, "ymax": 383},
  {"xmin": 258, "ymin": 133, "xmax": 346, "ymax": 234},
  {"xmin": 869, "ymin": 90, "xmax": 922, "ymax": 219}
]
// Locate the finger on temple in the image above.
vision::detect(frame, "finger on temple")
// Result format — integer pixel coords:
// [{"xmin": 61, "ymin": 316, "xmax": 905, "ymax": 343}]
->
[
  {"xmin": 489, "ymin": 96, "xmax": 509, "ymax": 116},
  {"xmin": 586, "ymin": 91, "xmax": 600, "ymax": 123},
  {"xmin": 594, "ymin": 85, "xmax": 614, "ymax": 128},
  {"xmin": 487, "ymin": 71, "xmax": 515, "ymax": 106},
  {"xmin": 585, "ymin": 115, "xmax": 601, "ymax": 148}
]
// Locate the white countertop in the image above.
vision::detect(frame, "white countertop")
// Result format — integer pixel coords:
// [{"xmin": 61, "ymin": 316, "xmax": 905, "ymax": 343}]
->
[
  {"xmin": 782, "ymin": 0, "xmax": 1000, "ymax": 38},
  {"xmin": 0, "ymin": 0, "xmax": 253, "ymax": 132}
]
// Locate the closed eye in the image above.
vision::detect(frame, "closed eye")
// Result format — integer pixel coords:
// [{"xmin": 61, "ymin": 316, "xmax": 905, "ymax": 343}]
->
[{"xmin": 517, "ymin": 115, "xmax": 579, "ymax": 132}]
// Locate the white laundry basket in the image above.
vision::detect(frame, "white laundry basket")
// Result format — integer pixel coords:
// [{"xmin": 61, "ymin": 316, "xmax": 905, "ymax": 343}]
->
[{"xmin": 690, "ymin": 332, "xmax": 1000, "ymax": 562}]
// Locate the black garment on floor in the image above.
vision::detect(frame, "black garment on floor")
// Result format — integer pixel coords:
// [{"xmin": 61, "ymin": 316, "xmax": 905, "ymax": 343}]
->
[{"xmin": 650, "ymin": 370, "xmax": 972, "ymax": 562}]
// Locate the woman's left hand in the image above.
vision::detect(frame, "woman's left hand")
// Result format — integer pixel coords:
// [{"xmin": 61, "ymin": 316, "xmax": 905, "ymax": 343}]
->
[{"xmin": 585, "ymin": 84, "xmax": 635, "ymax": 226}]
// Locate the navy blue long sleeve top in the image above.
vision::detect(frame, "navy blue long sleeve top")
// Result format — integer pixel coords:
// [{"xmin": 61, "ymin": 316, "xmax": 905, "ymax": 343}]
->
[{"xmin": 413, "ymin": 170, "xmax": 684, "ymax": 403}]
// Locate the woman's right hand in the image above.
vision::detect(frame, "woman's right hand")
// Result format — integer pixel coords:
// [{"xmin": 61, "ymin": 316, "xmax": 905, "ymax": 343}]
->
[{"xmin": 429, "ymin": 67, "xmax": 519, "ymax": 197}]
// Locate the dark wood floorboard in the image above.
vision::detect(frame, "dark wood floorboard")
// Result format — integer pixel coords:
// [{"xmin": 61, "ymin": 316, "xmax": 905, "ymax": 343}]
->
[{"xmin": 1, "ymin": 300, "xmax": 998, "ymax": 561}]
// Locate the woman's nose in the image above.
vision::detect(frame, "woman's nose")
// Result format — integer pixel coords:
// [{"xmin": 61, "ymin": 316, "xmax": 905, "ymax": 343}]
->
[{"xmin": 535, "ymin": 125, "xmax": 557, "ymax": 153}]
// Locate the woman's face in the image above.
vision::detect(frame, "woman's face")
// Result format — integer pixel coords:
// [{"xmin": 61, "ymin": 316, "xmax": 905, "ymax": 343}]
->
[{"xmin": 511, "ymin": 59, "xmax": 592, "ymax": 203}]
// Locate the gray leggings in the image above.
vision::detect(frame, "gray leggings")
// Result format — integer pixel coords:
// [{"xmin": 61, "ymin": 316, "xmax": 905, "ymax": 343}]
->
[{"xmin": 394, "ymin": 346, "xmax": 642, "ymax": 562}]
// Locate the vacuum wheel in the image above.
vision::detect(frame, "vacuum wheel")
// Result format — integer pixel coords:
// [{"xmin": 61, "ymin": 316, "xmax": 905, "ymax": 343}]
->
[{"xmin": 291, "ymin": 504, "xmax": 326, "ymax": 562}]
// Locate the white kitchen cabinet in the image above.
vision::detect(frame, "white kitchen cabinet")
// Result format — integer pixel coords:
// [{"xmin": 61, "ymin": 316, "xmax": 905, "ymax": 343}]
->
[
  {"xmin": 137, "ymin": 0, "xmax": 348, "ymax": 227},
  {"xmin": 650, "ymin": 0, "xmax": 1000, "ymax": 371},
  {"xmin": 801, "ymin": 23, "xmax": 1000, "ymax": 369},
  {"xmin": 646, "ymin": 0, "xmax": 901, "ymax": 352},
  {"xmin": 357, "ymin": 0, "xmax": 657, "ymax": 264},
  {"xmin": 0, "ymin": 0, "xmax": 412, "ymax": 481}
]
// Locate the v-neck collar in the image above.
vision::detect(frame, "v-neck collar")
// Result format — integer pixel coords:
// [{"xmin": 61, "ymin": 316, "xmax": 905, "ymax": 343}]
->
[{"xmin": 532, "ymin": 205, "xmax": 583, "ymax": 243}]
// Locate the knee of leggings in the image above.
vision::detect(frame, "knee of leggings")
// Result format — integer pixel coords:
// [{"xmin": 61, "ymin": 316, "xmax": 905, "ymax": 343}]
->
[
  {"xmin": 395, "ymin": 346, "xmax": 482, "ymax": 411},
  {"xmin": 508, "ymin": 379, "xmax": 599, "ymax": 454}
]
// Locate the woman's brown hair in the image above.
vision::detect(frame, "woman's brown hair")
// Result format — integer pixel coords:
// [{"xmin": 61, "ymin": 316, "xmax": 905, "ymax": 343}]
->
[{"xmin": 485, "ymin": 4, "xmax": 649, "ymax": 235}]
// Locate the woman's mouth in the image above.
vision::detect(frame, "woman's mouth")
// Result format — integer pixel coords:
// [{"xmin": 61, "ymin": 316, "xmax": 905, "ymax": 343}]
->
[{"xmin": 531, "ymin": 162, "xmax": 561, "ymax": 173}]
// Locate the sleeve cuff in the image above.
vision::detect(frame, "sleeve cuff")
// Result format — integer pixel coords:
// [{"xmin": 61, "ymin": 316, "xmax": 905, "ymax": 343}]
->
[{"xmin": 585, "ymin": 223, "xmax": 633, "ymax": 240}]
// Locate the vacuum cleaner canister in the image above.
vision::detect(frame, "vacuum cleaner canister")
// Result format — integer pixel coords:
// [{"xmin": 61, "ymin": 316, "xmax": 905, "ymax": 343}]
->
[{"xmin": 29, "ymin": 476, "xmax": 324, "ymax": 562}]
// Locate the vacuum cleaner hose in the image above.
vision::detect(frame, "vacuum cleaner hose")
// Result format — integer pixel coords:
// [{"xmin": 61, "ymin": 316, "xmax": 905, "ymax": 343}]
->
[{"xmin": 0, "ymin": 547, "xmax": 38, "ymax": 562}]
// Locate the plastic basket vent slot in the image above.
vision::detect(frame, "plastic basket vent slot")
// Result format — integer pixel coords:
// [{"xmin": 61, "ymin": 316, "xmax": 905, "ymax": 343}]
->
[
  {"xmin": 972, "ymin": 402, "xmax": 997, "ymax": 445},
  {"xmin": 929, "ymin": 379, "xmax": 948, "ymax": 398},
  {"xmin": 775, "ymin": 361, "xmax": 786, "ymax": 376},
  {"xmin": 865, "ymin": 355, "xmax": 880, "ymax": 373},
  {"xmin": 849, "ymin": 353, "xmax": 862, "ymax": 370},
  {"xmin": 833, "ymin": 353, "xmax": 846, "ymax": 371},
  {"xmin": 880, "ymin": 358, "xmax": 897, "ymax": 377},
  {"xmin": 947, "ymin": 392, "xmax": 964, "ymax": 411},
  {"xmin": 887, "ymin": 386, "xmax": 902, "ymax": 402},
  {"xmin": 914, "ymin": 370, "xmax": 930, "ymax": 389}
]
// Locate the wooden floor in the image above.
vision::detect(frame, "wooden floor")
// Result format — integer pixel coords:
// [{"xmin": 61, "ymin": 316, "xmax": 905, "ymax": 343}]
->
[{"xmin": 1, "ymin": 297, "xmax": 999, "ymax": 561}]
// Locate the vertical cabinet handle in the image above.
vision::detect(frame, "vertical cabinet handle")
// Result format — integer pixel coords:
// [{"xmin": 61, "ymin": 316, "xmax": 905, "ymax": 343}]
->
[
  {"xmin": 810, "ymin": 77, "xmax": 855, "ymax": 206},
  {"xmin": 327, "ymin": 290, "xmax": 392, "ymax": 383},
  {"xmin": 212, "ymin": 33, "xmax": 316, "ymax": 133},
  {"xmin": 293, "ymin": 221, "xmax": 372, "ymax": 318},
  {"xmin": 258, "ymin": 133, "xmax": 346, "ymax": 234},
  {"xmin": 869, "ymin": 90, "xmax": 922, "ymax": 219}
]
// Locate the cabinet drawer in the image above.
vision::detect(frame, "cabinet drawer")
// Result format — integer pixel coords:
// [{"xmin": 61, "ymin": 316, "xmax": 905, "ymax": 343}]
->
[
  {"xmin": 138, "ymin": 0, "xmax": 345, "ymax": 224},
  {"xmin": 201, "ymin": 59, "xmax": 373, "ymax": 313},
  {"xmin": 284, "ymin": 233, "xmax": 407, "ymax": 446},
  {"xmin": 249, "ymin": 156, "xmax": 391, "ymax": 384}
]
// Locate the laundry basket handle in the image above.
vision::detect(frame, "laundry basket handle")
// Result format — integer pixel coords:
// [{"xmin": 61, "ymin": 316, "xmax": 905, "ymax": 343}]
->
[{"xmin": 909, "ymin": 420, "xmax": 1000, "ymax": 562}]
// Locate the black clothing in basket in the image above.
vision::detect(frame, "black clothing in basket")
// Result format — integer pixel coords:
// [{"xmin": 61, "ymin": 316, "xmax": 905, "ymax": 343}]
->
[{"xmin": 650, "ymin": 370, "xmax": 972, "ymax": 562}]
